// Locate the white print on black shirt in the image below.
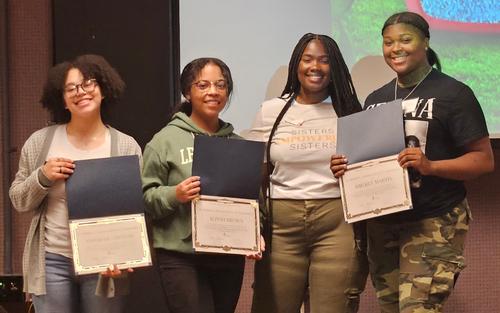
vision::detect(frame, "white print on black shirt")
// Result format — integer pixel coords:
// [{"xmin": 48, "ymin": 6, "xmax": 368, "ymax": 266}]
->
[
  {"xmin": 365, "ymin": 97, "xmax": 434, "ymax": 119},
  {"xmin": 402, "ymin": 98, "xmax": 434, "ymax": 119},
  {"xmin": 366, "ymin": 97, "xmax": 436, "ymax": 154}
]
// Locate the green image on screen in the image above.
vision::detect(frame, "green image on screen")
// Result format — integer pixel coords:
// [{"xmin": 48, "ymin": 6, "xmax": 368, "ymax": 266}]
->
[{"xmin": 330, "ymin": 0, "xmax": 500, "ymax": 136}]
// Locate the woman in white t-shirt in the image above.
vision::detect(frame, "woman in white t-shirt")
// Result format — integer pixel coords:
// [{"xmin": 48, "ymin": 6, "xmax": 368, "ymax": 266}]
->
[
  {"xmin": 246, "ymin": 33, "xmax": 368, "ymax": 313},
  {"xmin": 9, "ymin": 55, "xmax": 141, "ymax": 313}
]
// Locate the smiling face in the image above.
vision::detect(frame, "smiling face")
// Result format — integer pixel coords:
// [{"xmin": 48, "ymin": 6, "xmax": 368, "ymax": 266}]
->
[
  {"xmin": 63, "ymin": 68, "xmax": 103, "ymax": 120},
  {"xmin": 297, "ymin": 39, "xmax": 331, "ymax": 103},
  {"xmin": 382, "ymin": 23, "xmax": 429, "ymax": 78},
  {"xmin": 186, "ymin": 62, "xmax": 228, "ymax": 126}
]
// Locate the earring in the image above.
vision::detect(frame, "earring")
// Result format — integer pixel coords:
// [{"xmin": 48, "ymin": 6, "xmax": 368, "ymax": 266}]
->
[{"xmin": 425, "ymin": 47, "xmax": 429, "ymax": 51}]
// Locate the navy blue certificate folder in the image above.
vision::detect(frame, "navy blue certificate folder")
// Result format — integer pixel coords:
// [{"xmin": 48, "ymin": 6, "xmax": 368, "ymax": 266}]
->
[
  {"xmin": 192, "ymin": 136, "xmax": 265, "ymax": 199},
  {"xmin": 66, "ymin": 155, "xmax": 144, "ymax": 220},
  {"xmin": 337, "ymin": 99, "xmax": 405, "ymax": 164}
]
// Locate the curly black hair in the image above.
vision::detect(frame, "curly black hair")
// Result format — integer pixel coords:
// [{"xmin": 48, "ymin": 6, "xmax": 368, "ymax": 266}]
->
[{"xmin": 40, "ymin": 54, "xmax": 125, "ymax": 123}]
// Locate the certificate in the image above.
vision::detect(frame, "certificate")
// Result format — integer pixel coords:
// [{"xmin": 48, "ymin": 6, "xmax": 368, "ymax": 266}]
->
[
  {"xmin": 191, "ymin": 195, "xmax": 260, "ymax": 255},
  {"xmin": 69, "ymin": 213, "xmax": 152, "ymax": 275},
  {"xmin": 339, "ymin": 155, "xmax": 412, "ymax": 223}
]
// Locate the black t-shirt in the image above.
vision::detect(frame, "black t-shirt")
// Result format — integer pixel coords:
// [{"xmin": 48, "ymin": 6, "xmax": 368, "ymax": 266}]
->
[{"xmin": 364, "ymin": 69, "xmax": 488, "ymax": 220}]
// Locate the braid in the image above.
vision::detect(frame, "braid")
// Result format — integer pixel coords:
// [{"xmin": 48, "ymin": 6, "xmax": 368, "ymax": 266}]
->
[
  {"xmin": 263, "ymin": 33, "xmax": 362, "ymax": 250},
  {"xmin": 319, "ymin": 35, "xmax": 362, "ymax": 116},
  {"xmin": 280, "ymin": 33, "xmax": 361, "ymax": 116},
  {"xmin": 280, "ymin": 38, "xmax": 311, "ymax": 98},
  {"xmin": 262, "ymin": 96, "xmax": 295, "ymax": 250}
]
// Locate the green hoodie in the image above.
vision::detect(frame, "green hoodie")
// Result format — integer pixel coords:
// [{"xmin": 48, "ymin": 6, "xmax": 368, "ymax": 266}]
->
[{"xmin": 142, "ymin": 112, "xmax": 238, "ymax": 253}]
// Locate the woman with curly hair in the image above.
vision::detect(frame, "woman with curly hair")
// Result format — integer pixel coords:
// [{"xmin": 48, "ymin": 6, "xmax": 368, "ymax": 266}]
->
[{"xmin": 9, "ymin": 54, "xmax": 141, "ymax": 313}]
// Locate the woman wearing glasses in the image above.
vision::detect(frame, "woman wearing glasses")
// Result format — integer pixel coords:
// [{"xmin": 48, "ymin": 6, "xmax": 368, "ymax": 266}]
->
[
  {"xmin": 142, "ymin": 57, "xmax": 246, "ymax": 313},
  {"xmin": 9, "ymin": 54, "xmax": 141, "ymax": 313}
]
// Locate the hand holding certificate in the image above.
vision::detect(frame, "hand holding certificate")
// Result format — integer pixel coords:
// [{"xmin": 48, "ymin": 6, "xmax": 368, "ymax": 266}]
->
[
  {"xmin": 191, "ymin": 136, "xmax": 265, "ymax": 255},
  {"xmin": 66, "ymin": 155, "xmax": 152, "ymax": 275},
  {"xmin": 69, "ymin": 214, "xmax": 151, "ymax": 275},
  {"xmin": 192, "ymin": 196, "xmax": 260, "ymax": 255},
  {"xmin": 337, "ymin": 155, "xmax": 412, "ymax": 223},
  {"xmin": 336, "ymin": 100, "xmax": 412, "ymax": 223}
]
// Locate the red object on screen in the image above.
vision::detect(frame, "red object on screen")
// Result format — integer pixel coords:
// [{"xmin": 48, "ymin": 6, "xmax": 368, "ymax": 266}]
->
[{"xmin": 406, "ymin": 0, "xmax": 500, "ymax": 33}]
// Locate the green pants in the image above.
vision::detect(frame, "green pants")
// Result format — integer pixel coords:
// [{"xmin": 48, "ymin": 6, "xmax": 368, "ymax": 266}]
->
[
  {"xmin": 252, "ymin": 198, "xmax": 368, "ymax": 313},
  {"xmin": 367, "ymin": 200, "xmax": 470, "ymax": 313}
]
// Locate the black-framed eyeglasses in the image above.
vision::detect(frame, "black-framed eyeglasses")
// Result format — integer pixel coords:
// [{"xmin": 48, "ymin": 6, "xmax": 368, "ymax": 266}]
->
[
  {"xmin": 64, "ymin": 79, "xmax": 98, "ymax": 97},
  {"xmin": 192, "ymin": 79, "xmax": 227, "ymax": 92}
]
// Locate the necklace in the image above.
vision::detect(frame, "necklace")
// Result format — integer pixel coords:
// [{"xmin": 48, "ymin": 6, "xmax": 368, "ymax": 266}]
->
[{"xmin": 394, "ymin": 68, "xmax": 432, "ymax": 101}]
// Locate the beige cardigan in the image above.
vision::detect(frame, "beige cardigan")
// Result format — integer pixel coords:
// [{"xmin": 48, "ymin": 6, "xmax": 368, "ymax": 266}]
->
[{"xmin": 9, "ymin": 125, "xmax": 142, "ymax": 296}]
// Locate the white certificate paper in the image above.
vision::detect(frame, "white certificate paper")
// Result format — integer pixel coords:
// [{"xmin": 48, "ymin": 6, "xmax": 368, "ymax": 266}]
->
[
  {"xmin": 192, "ymin": 195, "xmax": 260, "ymax": 255},
  {"xmin": 69, "ymin": 213, "xmax": 152, "ymax": 275},
  {"xmin": 339, "ymin": 155, "xmax": 412, "ymax": 223}
]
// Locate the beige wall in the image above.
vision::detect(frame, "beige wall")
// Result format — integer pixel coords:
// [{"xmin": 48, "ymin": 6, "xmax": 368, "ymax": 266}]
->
[{"xmin": 2, "ymin": 2, "xmax": 499, "ymax": 313}]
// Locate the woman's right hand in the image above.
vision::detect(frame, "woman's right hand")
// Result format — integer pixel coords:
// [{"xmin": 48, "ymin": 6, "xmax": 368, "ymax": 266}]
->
[
  {"xmin": 330, "ymin": 154, "xmax": 348, "ymax": 178},
  {"xmin": 246, "ymin": 235, "xmax": 266, "ymax": 260},
  {"xmin": 41, "ymin": 157, "xmax": 75, "ymax": 182},
  {"xmin": 101, "ymin": 264, "xmax": 133, "ymax": 278},
  {"xmin": 175, "ymin": 176, "xmax": 201, "ymax": 203}
]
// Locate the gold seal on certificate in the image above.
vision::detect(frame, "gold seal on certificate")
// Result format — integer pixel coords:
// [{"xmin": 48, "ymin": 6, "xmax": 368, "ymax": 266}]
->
[
  {"xmin": 192, "ymin": 195, "xmax": 261, "ymax": 255},
  {"xmin": 339, "ymin": 155, "xmax": 412, "ymax": 223},
  {"xmin": 69, "ymin": 213, "xmax": 152, "ymax": 275}
]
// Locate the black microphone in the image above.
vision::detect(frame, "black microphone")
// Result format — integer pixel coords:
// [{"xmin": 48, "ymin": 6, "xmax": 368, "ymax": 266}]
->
[{"xmin": 405, "ymin": 135, "xmax": 422, "ymax": 188}]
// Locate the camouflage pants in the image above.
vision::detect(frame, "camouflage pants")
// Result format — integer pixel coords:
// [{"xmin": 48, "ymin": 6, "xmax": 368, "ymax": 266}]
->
[{"xmin": 366, "ymin": 200, "xmax": 470, "ymax": 313}]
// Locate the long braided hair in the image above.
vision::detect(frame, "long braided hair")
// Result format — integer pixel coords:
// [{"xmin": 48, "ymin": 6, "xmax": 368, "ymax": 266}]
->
[{"xmin": 263, "ymin": 33, "xmax": 362, "ymax": 248}]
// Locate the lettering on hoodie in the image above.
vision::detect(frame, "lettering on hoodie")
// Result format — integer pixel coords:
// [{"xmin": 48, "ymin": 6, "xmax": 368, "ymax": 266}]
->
[{"xmin": 180, "ymin": 147, "xmax": 194, "ymax": 165}]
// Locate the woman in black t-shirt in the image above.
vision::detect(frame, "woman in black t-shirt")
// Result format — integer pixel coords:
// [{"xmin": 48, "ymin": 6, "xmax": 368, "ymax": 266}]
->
[{"xmin": 331, "ymin": 11, "xmax": 494, "ymax": 313}]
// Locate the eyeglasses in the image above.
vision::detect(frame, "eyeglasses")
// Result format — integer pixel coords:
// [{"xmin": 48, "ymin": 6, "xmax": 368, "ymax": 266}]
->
[
  {"xmin": 64, "ymin": 79, "xmax": 98, "ymax": 97},
  {"xmin": 192, "ymin": 80, "xmax": 227, "ymax": 92}
]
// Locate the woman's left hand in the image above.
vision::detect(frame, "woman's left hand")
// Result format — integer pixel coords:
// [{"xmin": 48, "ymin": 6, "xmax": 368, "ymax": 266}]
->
[
  {"xmin": 246, "ymin": 235, "xmax": 266, "ymax": 260},
  {"xmin": 330, "ymin": 154, "xmax": 348, "ymax": 178},
  {"xmin": 100, "ymin": 264, "xmax": 134, "ymax": 277},
  {"xmin": 398, "ymin": 147, "xmax": 432, "ymax": 175}
]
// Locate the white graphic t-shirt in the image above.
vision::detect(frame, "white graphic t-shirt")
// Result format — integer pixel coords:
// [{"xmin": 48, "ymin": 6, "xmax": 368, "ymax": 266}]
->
[{"xmin": 245, "ymin": 97, "xmax": 339, "ymax": 199}]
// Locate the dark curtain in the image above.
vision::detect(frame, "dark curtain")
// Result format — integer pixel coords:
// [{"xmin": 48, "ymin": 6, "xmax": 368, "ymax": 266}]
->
[
  {"xmin": 52, "ymin": 1, "xmax": 180, "ymax": 312},
  {"xmin": 53, "ymin": 0, "xmax": 180, "ymax": 149}
]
